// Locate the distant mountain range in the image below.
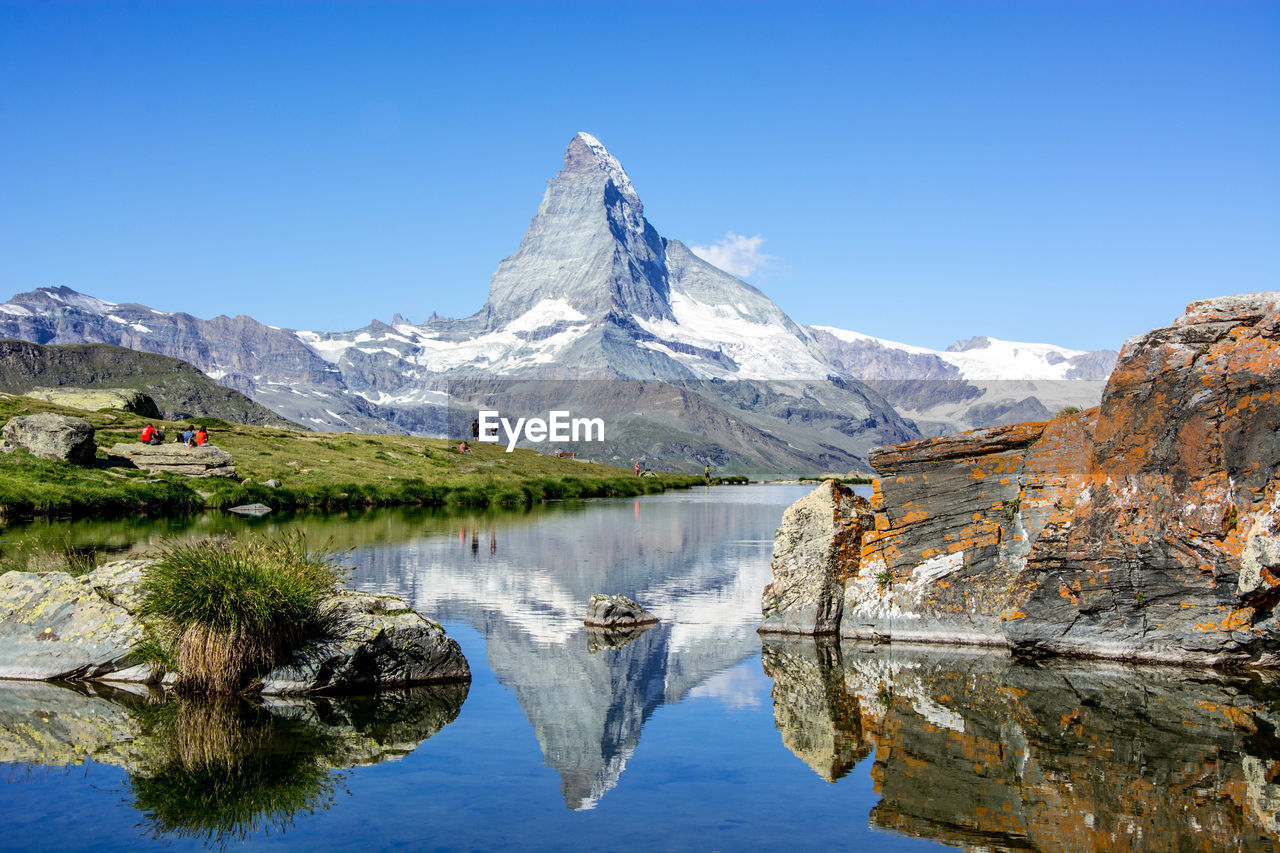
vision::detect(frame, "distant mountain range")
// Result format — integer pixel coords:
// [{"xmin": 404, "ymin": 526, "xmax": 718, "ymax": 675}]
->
[{"xmin": 0, "ymin": 133, "xmax": 1116, "ymax": 473}]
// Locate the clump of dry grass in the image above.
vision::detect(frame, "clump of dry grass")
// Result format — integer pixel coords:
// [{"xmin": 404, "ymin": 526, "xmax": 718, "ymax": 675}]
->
[{"xmin": 139, "ymin": 533, "xmax": 344, "ymax": 694}]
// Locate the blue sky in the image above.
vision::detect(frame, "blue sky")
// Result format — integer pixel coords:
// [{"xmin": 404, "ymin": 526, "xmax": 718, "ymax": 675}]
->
[{"xmin": 2, "ymin": 0, "xmax": 1276, "ymax": 351}]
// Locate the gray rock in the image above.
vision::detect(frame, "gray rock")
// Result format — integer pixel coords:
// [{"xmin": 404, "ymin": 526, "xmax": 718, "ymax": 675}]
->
[
  {"xmin": 262, "ymin": 478, "xmax": 281, "ymax": 488},
  {"xmin": 0, "ymin": 565, "xmax": 147, "ymax": 681},
  {"xmin": 107, "ymin": 441, "xmax": 236, "ymax": 478},
  {"xmin": 0, "ymin": 559, "xmax": 470, "ymax": 695},
  {"xmin": 2, "ymin": 412, "xmax": 95, "ymax": 465},
  {"xmin": 584, "ymin": 593, "xmax": 659, "ymax": 628},
  {"xmin": 760, "ymin": 480, "xmax": 873, "ymax": 635},
  {"xmin": 258, "ymin": 591, "xmax": 471, "ymax": 694}
]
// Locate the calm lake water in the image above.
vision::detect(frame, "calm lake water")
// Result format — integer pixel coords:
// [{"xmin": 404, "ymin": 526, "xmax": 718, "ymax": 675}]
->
[{"xmin": 1, "ymin": 484, "xmax": 1278, "ymax": 851}]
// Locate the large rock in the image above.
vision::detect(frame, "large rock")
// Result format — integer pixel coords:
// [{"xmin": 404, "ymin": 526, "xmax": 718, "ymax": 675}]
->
[
  {"xmin": 107, "ymin": 441, "xmax": 236, "ymax": 478},
  {"xmin": 23, "ymin": 387, "xmax": 161, "ymax": 418},
  {"xmin": 842, "ymin": 417, "xmax": 1091, "ymax": 646},
  {"xmin": 763, "ymin": 293, "xmax": 1280, "ymax": 667},
  {"xmin": 2, "ymin": 412, "xmax": 96, "ymax": 465},
  {"xmin": 760, "ymin": 480, "xmax": 873, "ymax": 635},
  {"xmin": 583, "ymin": 593, "xmax": 659, "ymax": 628},
  {"xmin": 0, "ymin": 559, "xmax": 471, "ymax": 694},
  {"xmin": 0, "ymin": 562, "xmax": 148, "ymax": 680},
  {"xmin": 1002, "ymin": 292, "xmax": 1280, "ymax": 665},
  {"xmin": 258, "ymin": 591, "xmax": 471, "ymax": 694}
]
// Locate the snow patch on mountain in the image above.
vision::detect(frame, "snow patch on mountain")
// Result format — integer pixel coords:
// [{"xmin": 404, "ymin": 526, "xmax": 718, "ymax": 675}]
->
[
  {"xmin": 635, "ymin": 292, "xmax": 830, "ymax": 379},
  {"xmin": 813, "ymin": 325, "xmax": 1094, "ymax": 381}
]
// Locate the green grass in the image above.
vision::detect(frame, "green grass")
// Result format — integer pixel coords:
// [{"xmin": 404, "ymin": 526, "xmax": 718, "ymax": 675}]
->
[
  {"xmin": 0, "ymin": 393, "xmax": 703, "ymax": 518},
  {"xmin": 0, "ymin": 447, "xmax": 203, "ymax": 519},
  {"xmin": 138, "ymin": 533, "xmax": 344, "ymax": 693}
]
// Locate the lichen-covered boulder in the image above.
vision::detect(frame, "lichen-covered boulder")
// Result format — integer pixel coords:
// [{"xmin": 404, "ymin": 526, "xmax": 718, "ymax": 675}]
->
[
  {"xmin": 584, "ymin": 593, "xmax": 659, "ymax": 628},
  {"xmin": 258, "ymin": 591, "xmax": 471, "ymax": 695},
  {"xmin": 2, "ymin": 412, "xmax": 96, "ymax": 465},
  {"xmin": 0, "ymin": 563, "xmax": 148, "ymax": 681},
  {"xmin": 1003, "ymin": 292, "xmax": 1280, "ymax": 665},
  {"xmin": 107, "ymin": 442, "xmax": 236, "ymax": 478},
  {"xmin": 23, "ymin": 387, "xmax": 161, "ymax": 419},
  {"xmin": 760, "ymin": 480, "xmax": 873, "ymax": 635}
]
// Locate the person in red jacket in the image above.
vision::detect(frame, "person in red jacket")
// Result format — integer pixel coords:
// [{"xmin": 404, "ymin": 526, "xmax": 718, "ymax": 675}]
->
[
  {"xmin": 195, "ymin": 427, "xmax": 208, "ymax": 446},
  {"xmin": 140, "ymin": 424, "xmax": 164, "ymax": 444}
]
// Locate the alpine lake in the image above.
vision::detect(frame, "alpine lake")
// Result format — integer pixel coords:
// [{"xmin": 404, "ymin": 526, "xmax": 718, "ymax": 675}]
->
[{"xmin": 1, "ymin": 484, "xmax": 1277, "ymax": 851}]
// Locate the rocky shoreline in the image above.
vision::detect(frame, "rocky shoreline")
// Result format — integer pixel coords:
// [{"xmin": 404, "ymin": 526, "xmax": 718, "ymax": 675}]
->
[
  {"xmin": 0, "ymin": 559, "xmax": 471, "ymax": 694},
  {"xmin": 762, "ymin": 292, "xmax": 1280, "ymax": 668}
]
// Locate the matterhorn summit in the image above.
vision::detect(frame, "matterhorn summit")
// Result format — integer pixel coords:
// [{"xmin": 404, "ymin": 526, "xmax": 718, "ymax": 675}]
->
[{"xmin": 481, "ymin": 132, "xmax": 673, "ymax": 330}]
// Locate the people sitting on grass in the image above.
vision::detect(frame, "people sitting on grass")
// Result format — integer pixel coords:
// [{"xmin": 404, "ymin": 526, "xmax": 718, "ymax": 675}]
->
[
  {"xmin": 140, "ymin": 423, "xmax": 165, "ymax": 444},
  {"xmin": 459, "ymin": 440, "xmax": 471, "ymax": 453}
]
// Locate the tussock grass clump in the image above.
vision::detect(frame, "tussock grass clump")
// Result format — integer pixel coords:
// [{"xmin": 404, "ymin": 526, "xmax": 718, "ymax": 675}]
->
[{"xmin": 140, "ymin": 533, "xmax": 344, "ymax": 694}]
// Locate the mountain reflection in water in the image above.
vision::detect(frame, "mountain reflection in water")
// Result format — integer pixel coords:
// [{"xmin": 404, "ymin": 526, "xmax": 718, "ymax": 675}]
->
[
  {"xmin": 762, "ymin": 637, "xmax": 1280, "ymax": 851},
  {"xmin": 344, "ymin": 487, "xmax": 791, "ymax": 809}
]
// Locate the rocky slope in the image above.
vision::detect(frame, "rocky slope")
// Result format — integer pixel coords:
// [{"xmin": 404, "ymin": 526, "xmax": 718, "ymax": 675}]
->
[
  {"xmin": 762, "ymin": 292, "xmax": 1280, "ymax": 667},
  {"xmin": 0, "ymin": 133, "xmax": 1113, "ymax": 474},
  {"xmin": 0, "ymin": 339, "xmax": 297, "ymax": 428}
]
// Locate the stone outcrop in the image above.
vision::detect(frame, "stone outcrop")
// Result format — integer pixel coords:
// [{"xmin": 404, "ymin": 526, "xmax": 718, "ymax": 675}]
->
[
  {"xmin": 258, "ymin": 591, "xmax": 471, "ymax": 694},
  {"xmin": 584, "ymin": 593, "xmax": 659, "ymax": 628},
  {"xmin": 0, "ymin": 559, "xmax": 470, "ymax": 694},
  {"xmin": 107, "ymin": 441, "xmax": 236, "ymax": 478},
  {"xmin": 1, "ymin": 412, "xmax": 96, "ymax": 464},
  {"xmin": 23, "ymin": 386, "xmax": 161, "ymax": 418},
  {"xmin": 0, "ymin": 561, "xmax": 148, "ymax": 680},
  {"xmin": 762, "ymin": 293, "xmax": 1280, "ymax": 667},
  {"xmin": 760, "ymin": 480, "xmax": 874, "ymax": 635},
  {"xmin": 760, "ymin": 637, "xmax": 1280, "ymax": 850}
]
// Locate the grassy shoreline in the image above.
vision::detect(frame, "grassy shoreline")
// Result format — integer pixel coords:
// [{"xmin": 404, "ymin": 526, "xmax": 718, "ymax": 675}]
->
[{"xmin": 0, "ymin": 395, "xmax": 705, "ymax": 520}]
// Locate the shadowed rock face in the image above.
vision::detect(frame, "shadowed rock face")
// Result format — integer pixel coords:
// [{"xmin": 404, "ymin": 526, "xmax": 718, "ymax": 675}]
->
[
  {"xmin": 765, "ymin": 293, "xmax": 1280, "ymax": 666},
  {"xmin": 761, "ymin": 638, "xmax": 1280, "ymax": 851}
]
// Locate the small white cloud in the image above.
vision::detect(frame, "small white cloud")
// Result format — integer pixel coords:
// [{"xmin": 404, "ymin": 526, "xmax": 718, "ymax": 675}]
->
[{"xmin": 690, "ymin": 232, "xmax": 773, "ymax": 278}]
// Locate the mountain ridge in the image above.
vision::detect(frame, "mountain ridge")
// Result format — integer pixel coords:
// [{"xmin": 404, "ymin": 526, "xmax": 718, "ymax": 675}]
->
[{"xmin": 0, "ymin": 133, "xmax": 1116, "ymax": 470}]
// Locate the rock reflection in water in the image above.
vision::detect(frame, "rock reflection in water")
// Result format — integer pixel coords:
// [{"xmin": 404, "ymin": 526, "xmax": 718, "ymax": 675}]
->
[
  {"xmin": 762, "ymin": 638, "xmax": 1280, "ymax": 851},
  {"xmin": 0, "ymin": 681, "xmax": 467, "ymax": 846}
]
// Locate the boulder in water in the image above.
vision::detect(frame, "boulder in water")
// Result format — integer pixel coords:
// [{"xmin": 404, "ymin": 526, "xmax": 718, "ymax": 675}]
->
[{"xmin": 584, "ymin": 593, "xmax": 658, "ymax": 628}]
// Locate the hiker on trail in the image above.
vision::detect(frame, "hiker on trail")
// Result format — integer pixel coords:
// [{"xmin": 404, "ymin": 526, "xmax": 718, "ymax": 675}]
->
[
  {"xmin": 471, "ymin": 419, "xmax": 480, "ymax": 441},
  {"xmin": 634, "ymin": 460, "xmax": 641, "ymax": 477},
  {"xmin": 195, "ymin": 427, "xmax": 208, "ymax": 446},
  {"xmin": 704, "ymin": 464, "xmax": 711, "ymax": 481},
  {"xmin": 140, "ymin": 423, "xmax": 164, "ymax": 445}
]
